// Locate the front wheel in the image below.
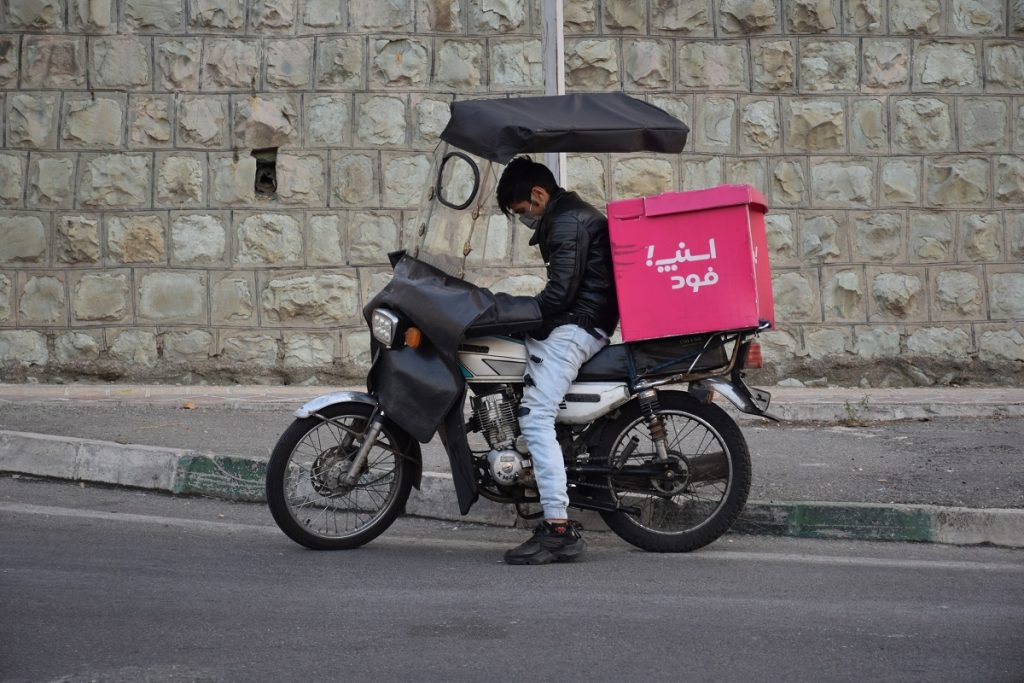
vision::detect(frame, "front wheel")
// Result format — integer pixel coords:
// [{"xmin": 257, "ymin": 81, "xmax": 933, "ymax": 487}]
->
[
  {"xmin": 266, "ymin": 402, "xmax": 415, "ymax": 550},
  {"xmin": 591, "ymin": 391, "xmax": 751, "ymax": 552}
]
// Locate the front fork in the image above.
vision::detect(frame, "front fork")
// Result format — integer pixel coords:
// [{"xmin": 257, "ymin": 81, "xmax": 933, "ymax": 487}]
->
[{"xmin": 341, "ymin": 409, "xmax": 385, "ymax": 486}]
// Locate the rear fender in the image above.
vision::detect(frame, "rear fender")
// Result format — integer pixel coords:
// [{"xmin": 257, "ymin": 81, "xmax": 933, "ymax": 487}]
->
[
  {"xmin": 294, "ymin": 391, "xmax": 423, "ymax": 490},
  {"xmin": 690, "ymin": 377, "xmax": 779, "ymax": 421}
]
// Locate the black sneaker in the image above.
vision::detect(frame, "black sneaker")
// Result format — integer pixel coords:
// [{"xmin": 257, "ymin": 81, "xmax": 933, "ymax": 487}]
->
[{"xmin": 504, "ymin": 520, "xmax": 586, "ymax": 565}]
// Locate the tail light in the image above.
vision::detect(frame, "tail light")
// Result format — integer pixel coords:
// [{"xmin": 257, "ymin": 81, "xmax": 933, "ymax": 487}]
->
[{"xmin": 745, "ymin": 342, "xmax": 763, "ymax": 368}]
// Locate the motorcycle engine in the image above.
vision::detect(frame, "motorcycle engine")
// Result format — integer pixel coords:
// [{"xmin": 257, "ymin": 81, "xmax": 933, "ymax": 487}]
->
[{"xmin": 472, "ymin": 388, "xmax": 533, "ymax": 488}]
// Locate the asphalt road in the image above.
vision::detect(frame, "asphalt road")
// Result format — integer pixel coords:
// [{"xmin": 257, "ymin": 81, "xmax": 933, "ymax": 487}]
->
[
  {"xmin": 2, "ymin": 404, "xmax": 1022, "ymax": 508},
  {"xmin": 2, "ymin": 478, "xmax": 1022, "ymax": 683}
]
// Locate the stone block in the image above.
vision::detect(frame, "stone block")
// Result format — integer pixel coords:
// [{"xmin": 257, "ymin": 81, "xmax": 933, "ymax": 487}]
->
[
  {"xmin": 21, "ymin": 36, "xmax": 85, "ymax": 89},
  {"xmin": 752, "ymin": 40, "xmax": 794, "ymax": 91},
  {"xmin": 234, "ymin": 95, "xmax": 299, "ymax": 150},
  {"xmin": 71, "ymin": 271, "xmax": 130, "ymax": 323},
  {"xmin": 418, "ymin": 0, "xmax": 463, "ymax": 32},
  {"xmin": 1008, "ymin": 213, "xmax": 1024, "ymax": 259},
  {"xmin": 932, "ymin": 267, "xmax": 985, "ymax": 320},
  {"xmin": 821, "ymin": 268, "xmax": 865, "ymax": 321},
  {"xmin": 123, "ymin": 0, "xmax": 183, "ymax": 30},
  {"xmin": 275, "ymin": 153, "xmax": 326, "ymax": 207},
  {"xmin": 959, "ymin": 98, "xmax": 1009, "ymax": 152},
  {"xmin": 62, "ymin": 95, "xmax": 124, "ymax": 149},
  {"xmin": 8, "ymin": 93, "xmax": 59, "ymax": 149},
  {"xmin": 786, "ymin": 0, "xmax": 837, "ymax": 32},
  {"xmin": 959, "ymin": 213, "xmax": 1003, "ymax": 261},
  {"xmin": 266, "ymin": 39, "xmax": 313, "ymax": 90},
  {"xmin": 261, "ymin": 271, "xmax": 360, "ymax": 325},
  {"xmin": 128, "ymin": 96, "xmax": 173, "ymax": 150},
  {"xmin": 218, "ymin": 332, "xmax": 279, "ymax": 366},
  {"xmin": 203, "ymin": 40, "xmax": 259, "ymax": 91},
  {"xmin": 251, "ymin": 0, "xmax": 294, "ymax": 30},
  {"xmin": 1015, "ymin": 0, "xmax": 1024, "ymax": 31},
  {"xmin": 236, "ymin": 213, "xmax": 303, "ymax": 266},
  {"xmin": 434, "ymin": 39, "xmax": 486, "ymax": 90},
  {"xmin": 851, "ymin": 98, "xmax": 887, "ymax": 153},
  {"xmin": 695, "ymin": 96, "xmax": 737, "ymax": 153},
  {"xmin": 70, "ymin": 0, "xmax": 115, "ymax": 30},
  {"xmin": 909, "ymin": 212, "xmax": 955, "ymax": 262},
  {"xmin": 156, "ymin": 154, "xmax": 204, "ymax": 208},
  {"xmin": 55, "ymin": 331, "xmax": 101, "ymax": 363},
  {"xmin": 316, "ymin": 37, "xmax": 365, "ymax": 90},
  {"xmin": 989, "ymin": 270, "xmax": 1024, "ymax": 319},
  {"xmin": 805, "ymin": 327, "xmax": 851, "ymax": 359},
  {"xmin": 156, "ymin": 39, "xmax": 201, "ymax": 91},
  {"xmin": 331, "ymin": 153, "xmax": 378, "ymax": 207},
  {"xmin": 680, "ymin": 156, "xmax": 722, "ymax": 191},
  {"xmin": 612, "ymin": 158, "xmax": 674, "ymax": 199},
  {"xmin": 862, "ymin": 40, "xmax": 910, "ymax": 91},
  {"xmin": 1, "ymin": 274, "xmax": 15, "ymax": 322},
  {"xmin": 869, "ymin": 268, "xmax": 928, "ymax": 321},
  {"xmin": 913, "ymin": 41, "xmax": 980, "ymax": 91},
  {"xmin": 772, "ymin": 270, "xmax": 821, "ymax": 322},
  {"xmin": 412, "ymin": 96, "xmax": 451, "ymax": 148},
  {"xmin": 566, "ymin": 155, "xmax": 607, "ymax": 206},
  {"xmin": 177, "ymin": 96, "xmax": 228, "ymax": 149},
  {"xmin": 951, "ymin": 0, "xmax": 1003, "ymax": 34},
  {"xmin": 784, "ymin": 99, "xmax": 844, "ymax": 153},
  {"xmin": 348, "ymin": 212, "xmax": 399, "ymax": 264},
  {"xmin": 602, "ymin": 0, "xmax": 644, "ymax": 32},
  {"xmin": 566, "ymin": 38, "xmax": 619, "ymax": 90},
  {"xmin": 307, "ymin": 214, "xmax": 344, "ymax": 266},
  {"xmin": 800, "ymin": 40, "xmax": 857, "ymax": 92},
  {"xmin": 890, "ymin": 0, "xmax": 942, "ymax": 34},
  {"xmin": 800, "ymin": 212, "xmax": 847, "ymax": 263},
  {"xmin": 209, "ymin": 155, "xmax": 256, "ymax": 207},
  {"xmin": 718, "ymin": 0, "xmax": 778, "ymax": 34},
  {"xmin": 162, "ymin": 330, "xmax": 213, "ymax": 362},
  {"xmin": 846, "ymin": 0, "xmax": 884, "ymax": 32},
  {"xmin": 771, "ymin": 160, "xmax": 807, "ymax": 207},
  {"xmin": 301, "ymin": 0, "xmax": 342, "ymax": 28},
  {"xmin": 351, "ymin": 0, "xmax": 414, "ymax": 31},
  {"xmin": 78, "ymin": 155, "xmax": 151, "ymax": 209},
  {"xmin": 678, "ymin": 42, "xmax": 747, "ymax": 91},
  {"xmin": 372, "ymin": 38, "xmax": 430, "ymax": 88},
  {"xmin": 978, "ymin": 326, "xmax": 1024, "ymax": 363},
  {"xmin": 0, "ymin": 215, "xmax": 48, "ymax": 264},
  {"xmin": 759, "ymin": 327, "xmax": 800, "ymax": 363},
  {"xmin": 892, "ymin": 97, "xmax": 954, "ymax": 153},
  {"xmin": 854, "ymin": 325, "xmax": 901, "ymax": 359},
  {"xmin": 137, "ymin": 271, "xmax": 206, "ymax": 324},
  {"xmin": 189, "ymin": 0, "xmax": 244, "ymax": 29},
  {"xmin": 8, "ymin": 0, "xmax": 63, "ymax": 28},
  {"xmin": 880, "ymin": 158, "xmax": 921, "ymax": 206},
  {"xmin": 466, "ymin": 215, "xmax": 512, "ymax": 267},
  {"xmin": 211, "ymin": 272, "xmax": 255, "ymax": 325},
  {"xmin": 997, "ymin": 155, "xmax": 1024, "ymax": 205},
  {"xmin": 28, "ymin": 155, "xmax": 75, "ymax": 209},
  {"xmin": 170, "ymin": 213, "xmax": 227, "ymax": 266},
  {"xmin": 283, "ymin": 332, "xmax": 335, "ymax": 368},
  {"xmin": 764, "ymin": 213, "xmax": 799, "ymax": 267},
  {"xmin": 108, "ymin": 330, "xmax": 158, "ymax": 366},
  {"xmin": 18, "ymin": 273, "xmax": 66, "ymax": 325},
  {"xmin": 651, "ymin": 0, "xmax": 710, "ymax": 34},
  {"xmin": 355, "ymin": 95, "xmax": 407, "ymax": 147},
  {"xmin": 986, "ymin": 43, "xmax": 1024, "ymax": 91},
  {"xmin": 0, "ymin": 331, "xmax": 48, "ymax": 366},
  {"xmin": 926, "ymin": 156, "xmax": 990, "ymax": 208},
  {"xmin": 725, "ymin": 158, "xmax": 767, "ymax": 191},
  {"xmin": 906, "ymin": 326, "xmax": 973, "ymax": 357},
  {"xmin": 1016, "ymin": 100, "xmax": 1024, "ymax": 152},
  {"xmin": 56, "ymin": 215, "xmax": 100, "ymax": 265},
  {"xmin": 852, "ymin": 212, "xmax": 905, "ymax": 262},
  {"xmin": 306, "ymin": 95, "xmax": 349, "ymax": 147},
  {"xmin": 0, "ymin": 153, "xmax": 25, "ymax": 207},
  {"xmin": 90, "ymin": 37, "xmax": 150, "ymax": 89},
  {"xmin": 491, "ymin": 39, "xmax": 543, "ymax": 89},
  {"xmin": 383, "ymin": 154, "xmax": 431, "ymax": 209},
  {"xmin": 107, "ymin": 214, "xmax": 167, "ymax": 264},
  {"xmin": 740, "ymin": 99, "xmax": 780, "ymax": 154},
  {"xmin": 0, "ymin": 37, "xmax": 19, "ymax": 88},
  {"xmin": 649, "ymin": 94, "xmax": 691, "ymax": 129},
  {"xmin": 810, "ymin": 159, "xmax": 875, "ymax": 209}
]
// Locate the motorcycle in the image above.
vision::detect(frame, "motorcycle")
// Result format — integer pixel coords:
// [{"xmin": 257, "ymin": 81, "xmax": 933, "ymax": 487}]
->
[{"xmin": 266, "ymin": 93, "xmax": 777, "ymax": 553}]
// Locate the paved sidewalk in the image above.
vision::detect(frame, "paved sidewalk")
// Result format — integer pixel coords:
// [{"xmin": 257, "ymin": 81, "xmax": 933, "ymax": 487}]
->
[{"xmin": 1, "ymin": 383, "xmax": 1023, "ymax": 548}]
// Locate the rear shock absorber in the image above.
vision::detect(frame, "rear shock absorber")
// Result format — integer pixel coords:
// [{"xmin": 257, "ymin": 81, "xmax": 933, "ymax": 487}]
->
[{"xmin": 637, "ymin": 389, "xmax": 670, "ymax": 462}]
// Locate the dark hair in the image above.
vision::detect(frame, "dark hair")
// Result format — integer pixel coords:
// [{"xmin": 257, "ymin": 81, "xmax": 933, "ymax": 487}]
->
[{"xmin": 496, "ymin": 156, "xmax": 559, "ymax": 217}]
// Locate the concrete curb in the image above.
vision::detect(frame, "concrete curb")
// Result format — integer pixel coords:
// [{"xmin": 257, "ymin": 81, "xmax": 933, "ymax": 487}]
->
[{"xmin": 2, "ymin": 429, "xmax": 1022, "ymax": 549}]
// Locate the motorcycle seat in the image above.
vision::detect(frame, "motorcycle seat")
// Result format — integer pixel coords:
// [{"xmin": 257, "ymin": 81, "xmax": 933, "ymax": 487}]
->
[{"xmin": 577, "ymin": 334, "xmax": 729, "ymax": 382}]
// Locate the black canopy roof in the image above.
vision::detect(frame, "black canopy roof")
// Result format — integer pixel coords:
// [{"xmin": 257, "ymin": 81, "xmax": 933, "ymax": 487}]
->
[{"xmin": 440, "ymin": 93, "xmax": 689, "ymax": 163}]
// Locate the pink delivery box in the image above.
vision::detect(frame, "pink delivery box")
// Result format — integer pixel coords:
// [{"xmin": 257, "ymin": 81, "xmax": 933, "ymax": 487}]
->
[{"xmin": 607, "ymin": 184, "xmax": 775, "ymax": 342}]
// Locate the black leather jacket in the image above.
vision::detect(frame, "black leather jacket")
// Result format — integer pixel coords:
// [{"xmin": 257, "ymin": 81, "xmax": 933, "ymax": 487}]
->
[{"xmin": 528, "ymin": 189, "xmax": 619, "ymax": 339}]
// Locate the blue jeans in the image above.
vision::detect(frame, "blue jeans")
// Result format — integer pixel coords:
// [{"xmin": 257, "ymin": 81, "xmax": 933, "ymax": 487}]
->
[{"xmin": 519, "ymin": 324, "xmax": 608, "ymax": 520}]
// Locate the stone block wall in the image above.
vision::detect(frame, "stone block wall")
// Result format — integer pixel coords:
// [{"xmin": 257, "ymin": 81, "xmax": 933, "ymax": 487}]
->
[{"xmin": 0, "ymin": 0, "xmax": 1022, "ymax": 386}]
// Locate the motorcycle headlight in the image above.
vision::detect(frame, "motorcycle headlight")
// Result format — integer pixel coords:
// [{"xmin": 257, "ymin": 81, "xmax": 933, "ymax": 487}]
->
[{"xmin": 371, "ymin": 308, "xmax": 401, "ymax": 347}]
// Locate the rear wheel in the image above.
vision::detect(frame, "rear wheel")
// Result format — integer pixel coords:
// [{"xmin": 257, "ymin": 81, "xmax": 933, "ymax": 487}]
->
[
  {"xmin": 266, "ymin": 402, "xmax": 414, "ymax": 550},
  {"xmin": 592, "ymin": 391, "xmax": 751, "ymax": 552}
]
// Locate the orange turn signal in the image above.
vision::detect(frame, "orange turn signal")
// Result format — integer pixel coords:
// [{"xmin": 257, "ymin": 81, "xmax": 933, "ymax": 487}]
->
[{"xmin": 404, "ymin": 327, "xmax": 423, "ymax": 349}]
